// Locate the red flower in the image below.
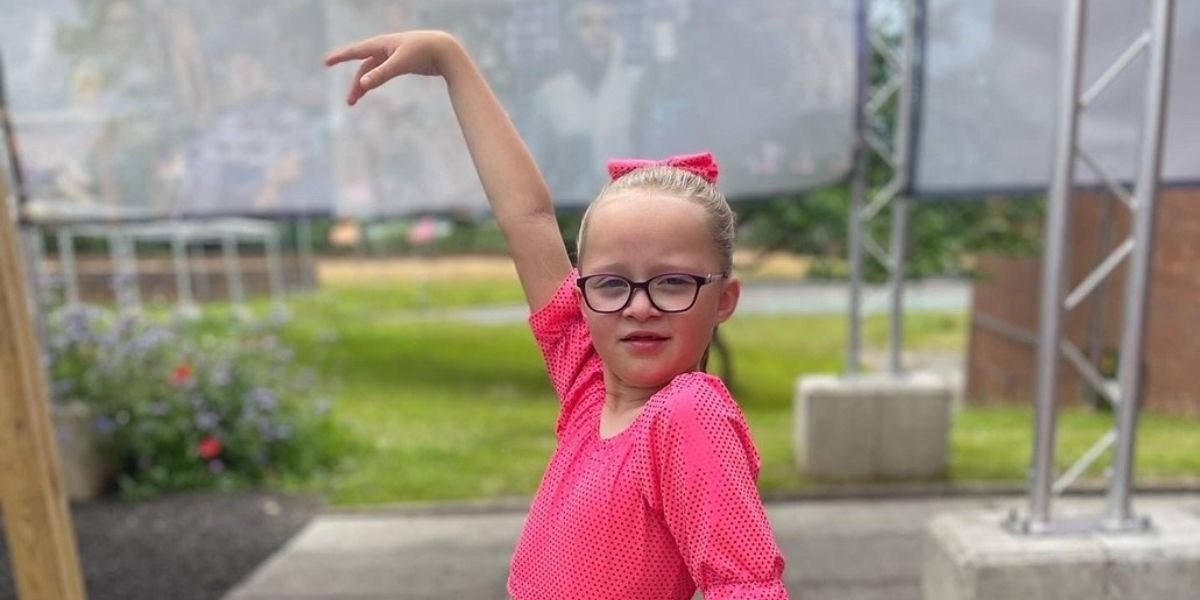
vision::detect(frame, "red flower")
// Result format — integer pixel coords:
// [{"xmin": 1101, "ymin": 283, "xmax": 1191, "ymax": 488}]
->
[
  {"xmin": 170, "ymin": 363, "xmax": 193, "ymax": 386},
  {"xmin": 197, "ymin": 436, "xmax": 222, "ymax": 460}
]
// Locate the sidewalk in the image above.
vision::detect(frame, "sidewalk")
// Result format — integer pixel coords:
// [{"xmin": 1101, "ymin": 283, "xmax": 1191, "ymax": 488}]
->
[{"xmin": 223, "ymin": 493, "xmax": 1200, "ymax": 599}]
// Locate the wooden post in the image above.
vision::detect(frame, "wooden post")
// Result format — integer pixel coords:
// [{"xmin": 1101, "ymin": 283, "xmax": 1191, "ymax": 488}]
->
[{"xmin": 0, "ymin": 174, "xmax": 87, "ymax": 598}]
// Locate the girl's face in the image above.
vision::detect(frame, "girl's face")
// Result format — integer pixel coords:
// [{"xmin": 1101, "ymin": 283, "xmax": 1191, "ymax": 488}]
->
[{"xmin": 576, "ymin": 192, "xmax": 740, "ymax": 390}]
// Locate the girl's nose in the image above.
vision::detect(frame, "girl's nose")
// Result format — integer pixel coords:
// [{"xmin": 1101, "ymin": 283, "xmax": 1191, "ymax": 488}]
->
[{"xmin": 622, "ymin": 287, "xmax": 661, "ymax": 320}]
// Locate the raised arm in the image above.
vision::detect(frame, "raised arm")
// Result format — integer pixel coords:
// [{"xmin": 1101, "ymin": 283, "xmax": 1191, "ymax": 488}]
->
[{"xmin": 325, "ymin": 31, "xmax": 572, "ymax": 310}]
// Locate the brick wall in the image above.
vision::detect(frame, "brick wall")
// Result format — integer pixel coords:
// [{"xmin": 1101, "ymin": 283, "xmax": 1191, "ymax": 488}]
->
[{"xmin": 966, "ymin": 187, "xmax": 1200, "ymax": 416}]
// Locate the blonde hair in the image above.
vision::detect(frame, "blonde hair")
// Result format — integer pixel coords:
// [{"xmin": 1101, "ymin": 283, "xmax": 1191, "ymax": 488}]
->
[{"xmin": 576, "ymin": 166, "xmax": 736, "ymax": 273}]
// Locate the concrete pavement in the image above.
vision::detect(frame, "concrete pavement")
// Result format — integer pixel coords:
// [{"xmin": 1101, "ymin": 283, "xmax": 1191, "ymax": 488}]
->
[{"xmin": 223, "ymin": 494, "xmax": 1200, "ymax": 599}]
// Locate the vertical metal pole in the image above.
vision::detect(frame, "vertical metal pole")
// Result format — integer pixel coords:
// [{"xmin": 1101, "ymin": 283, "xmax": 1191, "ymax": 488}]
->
[
  {"xmin": 57, "ymin": 228, "xmax": 79, "ymax": 305},
  {"xmin": 108, "ymin": 230, "xmax": 139, "ymax": 312},
  {"xmin": 21, "ymin": 226, "xmax": 47, "ymax": 307},
  {"xmin": 1029, "ymin": 0, "xmax": 1087, "ymax": 529},
  {"xmin": 845, "ymin": 0, "xmax": 870, "ymax": 375},
  {"xmin": 1107, "ymin": 0, "xmax": 1173, "ymax": 527},
  {"xmin": 222, "ymin": 233, "xmax": 245, "ymax": 309},
  {"xmin": 265, "ymin": 231, "xmax": 285, "ymax": 306},
  {"xmin": 887, "ymin": 196, "xmax": 909, "ymax": 374},
  {"xmin": 191, "ymin": 240, "xmax": 210, "ymax": 301},
  {"xmin": 105, "ymin": 232, "xmax": 119, "ymax": 306},
  {"xmin": 171, "ymin": 232, "xmax": 196, "ymax": 313},
  {"xmin": 116, "ymin": 234, "xmax": 140, "ymax": 313},
  {"xmin": 888, "ymin": 0, "xmax": 918, "ymax": 375},
  {"xmin": 19, "ymin": 226, "xmax": 50, "ymax": 347},
  {"xmin": 298, "ymin": 216, "xmax": 316, "ymax": 290},
  {"xmin": 847, "ymin": 160, "xmax": 867, "ymax": 375}
]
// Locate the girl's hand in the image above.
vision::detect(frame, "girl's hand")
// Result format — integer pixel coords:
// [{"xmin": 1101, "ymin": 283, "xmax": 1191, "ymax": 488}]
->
[
  {"xmin": 324, "ymin": 31, "xmax": 461, "ymax": 106},
  {"xmin": 326, "ymin": 29, "xmax": 571, "ymax": 308}
]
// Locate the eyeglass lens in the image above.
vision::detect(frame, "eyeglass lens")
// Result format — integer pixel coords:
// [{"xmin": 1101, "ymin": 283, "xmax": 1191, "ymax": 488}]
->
[{"xmin": 583, "ymin": 274, "xmax": 701, "ymax": 312}]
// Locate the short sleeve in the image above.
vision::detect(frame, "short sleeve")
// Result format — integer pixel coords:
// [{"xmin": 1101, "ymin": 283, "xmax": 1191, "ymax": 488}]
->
[
  {"xmin": 528, "ymin": 269, "xmax": 603, "ymax": 430},
  {"xmin": 644, "ymin": 373, "xmax": 788, "ymax": 600}
]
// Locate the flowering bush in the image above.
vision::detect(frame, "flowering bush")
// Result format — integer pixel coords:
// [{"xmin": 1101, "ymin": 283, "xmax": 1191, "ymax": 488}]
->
[{"xmin": 46, "ymin": 305, "xmax": 351, "ymax": 500}]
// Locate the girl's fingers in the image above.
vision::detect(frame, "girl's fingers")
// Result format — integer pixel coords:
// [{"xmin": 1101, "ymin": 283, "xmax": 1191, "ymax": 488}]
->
[
  {"xmin": 347, "ymin": 55, "xmax": 382, "ymax": 105},
  {"xmin": 324, "ymin": 37, "xmax": 382, "ymax": 66},
  {"xmin": 327, "ymin": 33, "xmax": 438, "ymax": 105},
  {"xmin": 358, "ymin": 45, "xmax": 412, "ymax": 91}
]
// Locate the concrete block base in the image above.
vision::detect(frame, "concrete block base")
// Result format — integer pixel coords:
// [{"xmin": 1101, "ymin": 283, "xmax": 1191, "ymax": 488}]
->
[
  {"xmin": 795, "ymin": 373, "xmax": 952, "ymax": 481},
  {"xmin": 924, "ymin": 507, "xmax": 1200, "ymax": 600},
  {"xmin": 54, "ymin": 402, "xmax": 114, "ymax": 501}
]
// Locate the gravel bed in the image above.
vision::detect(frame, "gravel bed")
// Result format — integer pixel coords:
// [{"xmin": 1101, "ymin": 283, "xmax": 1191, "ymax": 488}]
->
[{"xmin": 0, "ymin": 491, "xmax": 322, "ymax": 600}]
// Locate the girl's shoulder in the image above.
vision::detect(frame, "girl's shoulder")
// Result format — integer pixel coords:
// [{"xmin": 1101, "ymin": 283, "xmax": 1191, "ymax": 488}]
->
[
  {"xmin": 646, "ymin": 371, "xmax": 742, "ymax": 429},
  {"xmin": 638, "ymin": 371, "xmax": 762, "ymax": 478}
]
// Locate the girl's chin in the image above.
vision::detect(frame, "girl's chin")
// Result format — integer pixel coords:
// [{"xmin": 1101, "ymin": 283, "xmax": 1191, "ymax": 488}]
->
[
  {"xmin": 599, "ymin": 349, "xmax": 702, "ymax": 389},
  {"xmin": 611, "ymin": 363, "xmax": 685, "ymax": 389}
]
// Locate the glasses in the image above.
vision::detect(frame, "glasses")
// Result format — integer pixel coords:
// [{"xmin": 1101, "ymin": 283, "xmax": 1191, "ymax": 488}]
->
[{"xmin": 576, "ymin": 272, "xmax": 726, "ymax": 314}]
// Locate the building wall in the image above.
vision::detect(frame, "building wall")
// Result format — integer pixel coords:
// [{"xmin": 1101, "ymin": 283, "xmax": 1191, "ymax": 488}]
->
[{"xmin": 966, "ymin": 187, "xmax": 1200, "ymax": 416}]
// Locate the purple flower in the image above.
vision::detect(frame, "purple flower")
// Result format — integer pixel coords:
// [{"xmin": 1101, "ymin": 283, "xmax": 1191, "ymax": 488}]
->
[
  {"xmin": 149, "ymin": 402, "xmax": 169, "ymax": 416},
  {"xmin": 114, "ymin": 313, "xmax": 138, "ymax": 338},
  {"xmin": 258, "ymin": 420, "xmax": 292, "ymax": 441},
  {"xmin": 128, "ymin": 327, "xmax": 172, "ymax": 355},
  {"xmin": 195, "ymin": 411, "xmax": 219, "ymax": 430},
  {"xmin": 94, "ymin": 416, "xmax": 116, "ymax": 434},
  {"xmin": 249, "ymin": 387, "xmax": 278, "ymax": 412},
  {"xmin": 208, "ymin": 459, "xmax": 225, "ymax": 474},
  {"xmin": 61, "ymin": 306, "xmax": 102, "ymax": 345}
]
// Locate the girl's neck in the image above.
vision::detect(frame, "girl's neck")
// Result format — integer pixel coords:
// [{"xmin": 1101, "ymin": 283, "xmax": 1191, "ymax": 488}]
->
[{"xmin": 601, "ymin": 370, "xmax": 660, "ymax": 414}]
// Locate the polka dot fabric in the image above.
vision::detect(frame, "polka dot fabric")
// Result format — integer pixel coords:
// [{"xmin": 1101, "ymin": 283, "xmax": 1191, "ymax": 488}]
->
[{"xmin": 510, "ymin": 269, "xmax": 788, "ymax": 600}]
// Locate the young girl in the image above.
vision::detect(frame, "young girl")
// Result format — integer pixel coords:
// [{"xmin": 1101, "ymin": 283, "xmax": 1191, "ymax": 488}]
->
[{"xmin": 326, "ymin": 31, "xmax": 789, "ymax": 600}]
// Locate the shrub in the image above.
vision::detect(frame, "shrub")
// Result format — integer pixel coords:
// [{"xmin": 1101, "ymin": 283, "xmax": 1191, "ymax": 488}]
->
[{"xmin": 46, "ymin": 305, "xmax": 355, "ymax": 500}]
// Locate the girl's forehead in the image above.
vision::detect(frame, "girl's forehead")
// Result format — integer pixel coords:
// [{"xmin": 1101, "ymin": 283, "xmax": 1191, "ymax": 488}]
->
[
  {"xmin": 591, "ymin": 190, "xmax": 706, "ymax": 220},
  {"xmin": 588, "ymin": 194, "xmax": 708, "ymax": 234},
  {"xmin": 582, "ymin": 195, "xmax": 720, "ymax": 270}
]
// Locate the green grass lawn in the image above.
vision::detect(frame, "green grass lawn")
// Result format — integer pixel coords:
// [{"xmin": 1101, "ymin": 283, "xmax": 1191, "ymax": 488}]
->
[{"xmin": 277, "ymin": 280, "xmax": 1200, "ymax": 505}]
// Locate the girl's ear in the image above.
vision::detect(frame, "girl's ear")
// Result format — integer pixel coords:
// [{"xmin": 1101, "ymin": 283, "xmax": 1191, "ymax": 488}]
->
[{"xmin": 715, "ymin": 276, "xmax": 740, "ymax": 324}]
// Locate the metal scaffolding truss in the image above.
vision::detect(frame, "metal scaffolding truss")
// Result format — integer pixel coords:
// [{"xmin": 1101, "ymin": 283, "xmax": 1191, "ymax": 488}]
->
[
  {"xmin": 1008, "ymin": 0, "xmax": 1175, "ymax": 535},
  {"xmin": 846, "ymin": 0, "xmax": 920, "ymax": 375}
]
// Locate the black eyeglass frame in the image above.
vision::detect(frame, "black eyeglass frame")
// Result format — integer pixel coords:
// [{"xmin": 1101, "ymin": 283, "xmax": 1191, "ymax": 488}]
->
[{"xmin": 575, "ymin": 272, "xmax": 727, "ymax": 314}]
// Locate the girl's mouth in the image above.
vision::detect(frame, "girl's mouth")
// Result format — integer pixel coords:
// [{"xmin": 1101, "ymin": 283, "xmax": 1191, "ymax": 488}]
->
[{"xmin": 620, "ymin": 332, "xmax": 671, "ymax": 353}]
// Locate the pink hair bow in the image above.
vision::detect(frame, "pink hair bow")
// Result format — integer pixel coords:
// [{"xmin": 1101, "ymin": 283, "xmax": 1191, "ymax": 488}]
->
[{"xmin": 607, "ymin": 151, "xmax": 720, "ymax": 185}]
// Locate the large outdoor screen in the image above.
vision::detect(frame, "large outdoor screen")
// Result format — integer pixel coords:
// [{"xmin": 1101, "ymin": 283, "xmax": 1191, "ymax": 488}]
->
[
  {"xmin": 1, "ymin": 0, "xmax": 856, "ymax": 220},
  {"xmin": 914, "ymin": 0, "xmax": 1200, "ymax": 197}
]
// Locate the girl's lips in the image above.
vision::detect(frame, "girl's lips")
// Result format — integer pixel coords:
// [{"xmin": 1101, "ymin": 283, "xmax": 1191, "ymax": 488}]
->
[
  {"xmin": 620, "ymin": 332, "xmax": 671, "ymax": 354},
  {"xmin": 620, "ymin": 331, "xmax": 670, "ymax": 341}
]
